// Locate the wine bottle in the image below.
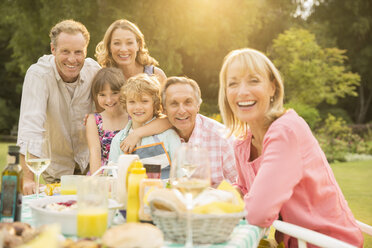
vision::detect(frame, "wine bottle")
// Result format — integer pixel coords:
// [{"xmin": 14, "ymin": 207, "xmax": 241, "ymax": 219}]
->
[{"xmin": 0, "ymin": 145, "xmax": 23, "ymax": 222}]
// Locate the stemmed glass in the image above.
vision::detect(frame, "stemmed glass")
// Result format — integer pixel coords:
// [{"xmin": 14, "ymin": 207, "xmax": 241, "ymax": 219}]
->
[
  {"xmin": 170, "ymin": 143, "xmax": 211, "ymax": 248},
  {"xmin": 25, "ymin": 134, "xmax": 51, "ymax": 198}
]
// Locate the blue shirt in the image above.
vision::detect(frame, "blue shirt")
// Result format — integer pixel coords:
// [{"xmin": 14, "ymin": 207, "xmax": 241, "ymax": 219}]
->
[{"xmin": 109, "ymin": 118, "xmax": 182, "ymax": 178}]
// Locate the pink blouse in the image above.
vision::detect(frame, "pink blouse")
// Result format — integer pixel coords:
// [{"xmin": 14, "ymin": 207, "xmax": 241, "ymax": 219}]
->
[{"xmin": 234, "ymin": 110, "xmax": 363, "ymax": 248}]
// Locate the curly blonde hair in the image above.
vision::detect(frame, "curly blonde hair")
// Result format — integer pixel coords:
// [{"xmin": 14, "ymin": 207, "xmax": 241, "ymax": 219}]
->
[
  {"xmin": 219, "ymin": 48, "xmax": 285, "ymax": 138},
  {"xmin": 95, "ymin": 19, "xmax": 158, "ymax": 68},
  {"xmin": 121, "ymin": 74, "xmax": 162, "ymax": 117}
]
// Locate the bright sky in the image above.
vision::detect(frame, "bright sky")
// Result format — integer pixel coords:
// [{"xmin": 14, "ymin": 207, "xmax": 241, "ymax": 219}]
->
[{"xmin": 295, "ymin": 0, "xmax": 315, "ymax": 19}]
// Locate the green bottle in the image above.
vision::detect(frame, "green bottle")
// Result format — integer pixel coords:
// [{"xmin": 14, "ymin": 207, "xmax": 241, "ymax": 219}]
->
[{"xmin": 0, "ymin": 145, "xmax": 23, "ymax": 222}]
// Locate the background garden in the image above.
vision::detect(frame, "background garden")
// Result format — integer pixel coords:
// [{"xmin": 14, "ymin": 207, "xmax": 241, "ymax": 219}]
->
[
  {"xmin": 0, "ymin": 0, "xmax": 371, "ymax": 162},
  {"xmin": 0, "ymin": 0, "xmax": 371, "ymax": 245}
]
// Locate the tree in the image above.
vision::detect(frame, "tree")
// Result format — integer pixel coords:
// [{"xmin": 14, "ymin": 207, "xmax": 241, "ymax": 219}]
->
[
  {"xmin": 0, "ymin": 0, "xmax": 300, "ymax": 133},
  {"xmin": 270, "ymin": 28, "xmax": 360, "ymax": 108},
  {"xmin": 309, "ymin": 0, "xmax": 372, "ymax": 123},
  {"xmin": 0, "ymin": 0, "xmax": 125, "ymax": 133}
]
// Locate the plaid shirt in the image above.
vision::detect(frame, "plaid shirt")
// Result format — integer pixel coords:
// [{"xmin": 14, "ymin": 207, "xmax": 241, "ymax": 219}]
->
[{"xmin": 184, "ymin": 114, "xmax": 237, "ymax": 188}]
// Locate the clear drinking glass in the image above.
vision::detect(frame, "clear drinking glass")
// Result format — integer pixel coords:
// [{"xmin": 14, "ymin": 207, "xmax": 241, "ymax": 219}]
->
[
  {"xmin": 60, "ymin": 175, "xmax": 85, "ymax": 195},
  {"xmin": 170, "ymin": 143, "xmax": 211, "ymax": 248},
  {"xmin": 77, "ymin": 177, "xmax": 109, "ymax": 238},
  {"xmin": 25, "ymin": 135, "xmax": 51, "ymax": 199}
]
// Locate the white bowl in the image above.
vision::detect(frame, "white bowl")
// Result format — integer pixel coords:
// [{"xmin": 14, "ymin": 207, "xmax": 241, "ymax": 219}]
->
[{"xmin": 28, "ymin": 195, "xmax": 121, "ymax": 236}]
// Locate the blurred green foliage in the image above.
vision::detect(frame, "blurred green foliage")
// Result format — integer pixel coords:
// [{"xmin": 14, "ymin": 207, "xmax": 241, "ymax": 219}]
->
[
  {"xmin": 0, "ymin": 0, "xmax": 296, "ymax": 134},
  {"xmin": 310, "ymin": 0, "xmax": 372, "ymax": 124},
  {"xmin": 271, "ymin": 28, "xmax": 360, "ymax": 107},
  {"xmin": 316, "ymin": 114, "xmax": 370, "ymax": 162},
  {"xmin": 0, "ymin": 0, "xmax": 370, "ymax": 163},
  {"xmin": 284, "ymin": 102, "xmax": 321, "ymax": 130}
]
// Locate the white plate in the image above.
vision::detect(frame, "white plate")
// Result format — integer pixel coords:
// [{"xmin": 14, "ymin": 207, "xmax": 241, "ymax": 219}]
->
[{"xmin": 28, "ymin": 195, "xmax": 121, "ymax": 236}]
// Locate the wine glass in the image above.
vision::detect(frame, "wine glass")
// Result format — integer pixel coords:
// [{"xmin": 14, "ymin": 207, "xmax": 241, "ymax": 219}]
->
[
  {"xmin": 170, "ymin": 143, "xmax": 211, "ymax": 247},
  {"xmin": 25, "ymin": 135, "xmax": 51, "ymax": 198}
]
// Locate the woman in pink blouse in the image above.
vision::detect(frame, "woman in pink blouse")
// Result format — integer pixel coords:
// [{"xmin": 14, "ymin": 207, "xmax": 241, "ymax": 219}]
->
[{"xmin": 218, "ymin": 48, "xmax": 363, "ymax": 248}]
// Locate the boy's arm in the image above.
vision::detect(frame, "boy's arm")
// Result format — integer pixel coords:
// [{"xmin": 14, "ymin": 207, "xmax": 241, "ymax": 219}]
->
[{"xmin": 120, "ymin": 117, "xmax": 172, "ymax": 153}]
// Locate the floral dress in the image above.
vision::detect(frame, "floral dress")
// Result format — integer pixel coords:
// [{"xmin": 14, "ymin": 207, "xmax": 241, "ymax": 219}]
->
[{"xmin": 95, "ymin": 113, "xmax": 120, "ymax": 166}]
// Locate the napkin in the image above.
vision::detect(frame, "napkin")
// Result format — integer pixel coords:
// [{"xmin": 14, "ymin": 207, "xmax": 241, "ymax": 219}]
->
[{"xmin": 192, "ymin": 180, "xmax": 244, "ymax": 214}]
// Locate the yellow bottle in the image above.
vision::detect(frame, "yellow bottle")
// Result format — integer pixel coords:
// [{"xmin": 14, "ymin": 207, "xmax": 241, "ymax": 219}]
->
[{"xmin": 126, "ymin": 160, "xmax": 147, "ymax": 222}]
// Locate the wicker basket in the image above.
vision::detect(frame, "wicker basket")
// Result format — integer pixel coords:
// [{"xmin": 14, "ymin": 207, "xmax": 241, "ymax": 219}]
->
[{"xmin": 150, "ymin": 207, "xmax": 245, "ymax": 244}]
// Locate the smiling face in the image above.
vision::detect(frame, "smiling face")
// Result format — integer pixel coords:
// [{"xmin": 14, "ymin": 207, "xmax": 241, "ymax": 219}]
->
[
  {"xmin": 126, "ymin": 93, "xmax": 154, "ymax": 128},
  {"xmin": 97, "ymin": 83, "xmax": 121, "ymax": 113},
  {"xmin": 164, "ymin": 83, "xmax": 200, "ymax": 141},
  {"xmin": 51, "ymin": 32, "xmax": 87, "ymax": 83},
  {"xmin": 226, "ymin": 59, "xmax": 275, "ymax": 128},
  {"xmin": 109, "ymin": 28, "xmax": 139, "ymax": 68}
]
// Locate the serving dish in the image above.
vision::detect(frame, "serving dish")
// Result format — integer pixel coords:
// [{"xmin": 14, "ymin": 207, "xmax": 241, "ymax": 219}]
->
[{"xmin": 28, "ymin": 195, "xmax": 121, "ymax": 236}]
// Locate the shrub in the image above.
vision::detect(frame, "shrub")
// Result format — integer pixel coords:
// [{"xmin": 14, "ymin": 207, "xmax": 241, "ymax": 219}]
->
[
  {"xmin": 350, "ymin": 123, "xmax": 372, "ymax": 138},
  {"xmin": 284, "ymin": 102, "xmax": 321, "ymax": 129},
  {"xmin": 319, "ymin": 107, "xmax": 353, "ymax": 124},
  {"xmin": 0, "ymin": 99, "xmax": 19, "ymax": 135},
  {"xmin": 315, "ymin": 114, "xmax": 369, "ymax": 162},
  {"xmin": 209, "ymin": 113, "xmax": 222, "ymax": 123},
  {"xmin": 200, "ymin": 100, "xmax": 220, "ymax": 117},
  {"xmin": 345, "ymin": 153, "xmax": 372, "ymax": 162}
]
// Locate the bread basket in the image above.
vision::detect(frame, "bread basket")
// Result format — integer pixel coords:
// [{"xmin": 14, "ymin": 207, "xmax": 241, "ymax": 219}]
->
[{"xmin": 150, "ymin": 206, "xmax": 245, "ymax": 244}]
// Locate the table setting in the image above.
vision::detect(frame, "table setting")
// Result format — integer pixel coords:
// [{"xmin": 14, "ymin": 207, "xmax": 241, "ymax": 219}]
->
[
  {"xmin": 20, "ymin": 193, "xmax": 264, "ymax": 248},
  {"xmin": 11, "ymin": 144, "xmax": 265, "ymax": 248}
]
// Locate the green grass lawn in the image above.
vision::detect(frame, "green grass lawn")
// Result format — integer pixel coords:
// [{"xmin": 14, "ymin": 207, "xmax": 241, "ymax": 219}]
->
[
  {"xmin": 0, "ymin": 142, "xmax": 371, "ymax": 246},
  {"xmin": 331, "ymin": 160, "xmax": 372, "ymax": 247}
]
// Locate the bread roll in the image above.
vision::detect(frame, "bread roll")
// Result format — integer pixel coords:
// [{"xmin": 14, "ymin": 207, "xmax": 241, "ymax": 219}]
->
[
  {"xmin": 102, "ymin": 223, "xmax": 163, "ymax": 248},
  {"xmin": 147, "ymin": 188, "xmax": 186, "ymax": 213}
]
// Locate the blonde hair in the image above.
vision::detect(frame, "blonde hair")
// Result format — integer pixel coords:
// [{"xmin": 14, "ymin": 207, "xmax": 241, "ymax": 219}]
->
[
  {"xmin": 161, "ymin": 76, "xmax": 202, "ymax": 107},
  {"xmin": 121, "ymin": 74, "xmax": 162, "ymax": 117},
  {"xmin": 91, "ymin": 67, "xmax": 125, "ymax": 107},
  {"xmin": 49, "ymin": 19, "xmax": 90, "ymax": 48},
  {"xmin": 95, "ymin": 19, "xmax": 158, "ymax": 68},
  {"xmin": 219, "ymin": 48, "xmax": 285, "ymax": 138}
]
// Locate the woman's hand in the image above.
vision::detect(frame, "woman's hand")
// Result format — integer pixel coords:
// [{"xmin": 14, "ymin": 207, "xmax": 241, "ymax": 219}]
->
[{"xmin": 120, "ymin": 131, "xmax": 140, "ymax": 154}]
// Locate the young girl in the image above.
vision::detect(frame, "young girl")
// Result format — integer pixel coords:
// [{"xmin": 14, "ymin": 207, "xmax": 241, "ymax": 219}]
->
[
  {"xmin": 109, "ymin": 74, "xmax": 181, "ymax": 179},
  {"xmin": 218, "ymin": 48, "xmax": 363, "ymax": 247},
  {"xmin": 86, "ymin": 67, "xmax": 128, "ymax": 174}
]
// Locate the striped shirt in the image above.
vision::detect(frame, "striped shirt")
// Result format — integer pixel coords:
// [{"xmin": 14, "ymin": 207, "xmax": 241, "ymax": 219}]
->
[{"xmin": 17, "ymin": 55, "xmax": 100, "ymax": 183}]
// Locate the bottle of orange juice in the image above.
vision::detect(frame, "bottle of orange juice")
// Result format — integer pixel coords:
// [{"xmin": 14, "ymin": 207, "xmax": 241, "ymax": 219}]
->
[{"xmin": 126, "ymin": 160, "xmax": 147, "ymax": 222}]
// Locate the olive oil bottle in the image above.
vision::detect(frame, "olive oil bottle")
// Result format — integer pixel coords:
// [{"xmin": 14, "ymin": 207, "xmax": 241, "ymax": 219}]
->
[{"xmin": 0, "ymin": 145, "xmax": 23, "ymax": 222}]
